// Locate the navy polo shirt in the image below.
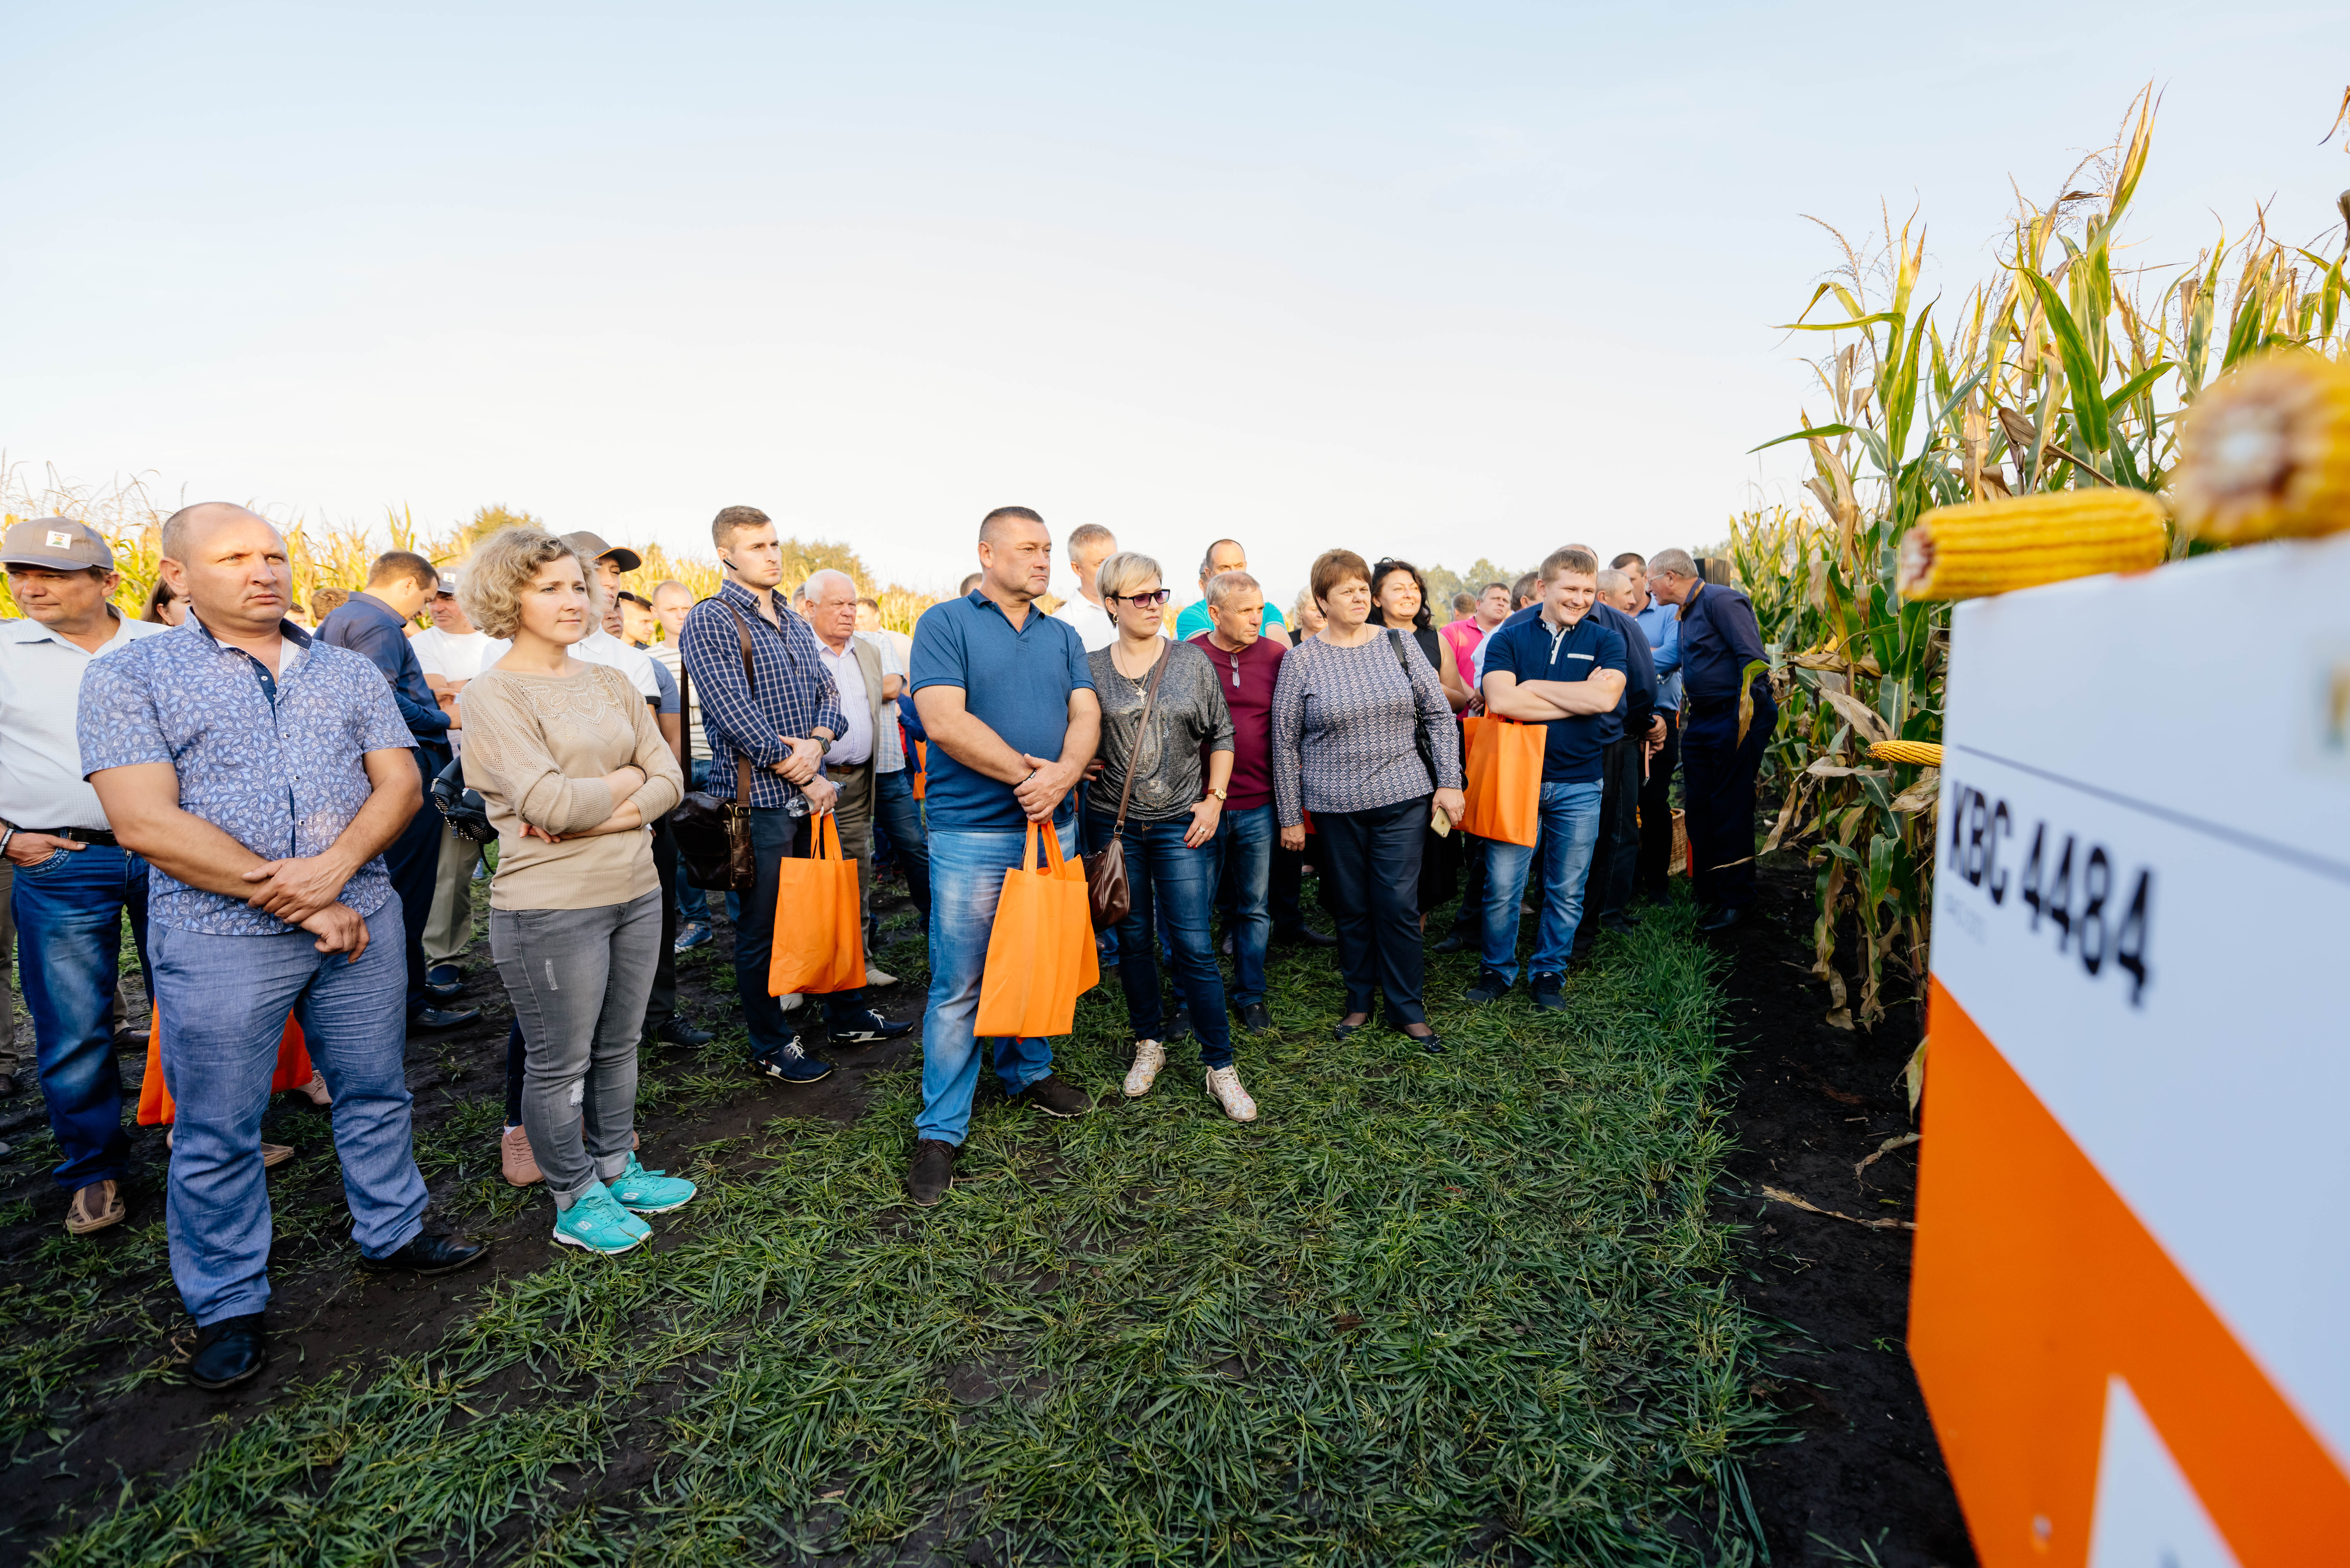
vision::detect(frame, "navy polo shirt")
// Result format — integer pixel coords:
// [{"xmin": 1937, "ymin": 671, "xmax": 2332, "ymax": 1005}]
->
[
  {"xmin": 1481, "ymin": 611, "xmax": 1627, "ymax": 782},
  {"xmin": 1677, "ymin": 582, "xmax": 1768, "ymax": 705},
  {"xmin": 908, "ymin": 590, "xmax": 1096, "ymax": 832}
]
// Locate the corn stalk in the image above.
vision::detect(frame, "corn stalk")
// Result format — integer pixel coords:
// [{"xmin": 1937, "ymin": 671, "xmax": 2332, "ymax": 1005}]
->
[{"xmin": 1739, "ymin": 89, "xmax": 2350, "ymax": 1028}]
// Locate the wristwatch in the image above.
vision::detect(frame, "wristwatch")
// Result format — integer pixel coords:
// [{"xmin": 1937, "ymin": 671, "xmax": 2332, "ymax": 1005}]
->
[{"xmin": 1207, "ymin": 787, "xmax": 1227, "ymax": 802}]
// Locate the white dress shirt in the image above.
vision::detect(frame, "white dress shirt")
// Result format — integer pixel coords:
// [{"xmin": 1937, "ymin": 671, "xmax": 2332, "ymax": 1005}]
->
[
  {"xmin": 1, "ymin": 612, "xmax": 169, "ymax": 829},
  {"xmin": 816, "ymin": 636, "xmax": 874, "ymax": 766},
  {"xmin": 1052, "ymin": 594, "xmax": 1118, "ymax": 653}
]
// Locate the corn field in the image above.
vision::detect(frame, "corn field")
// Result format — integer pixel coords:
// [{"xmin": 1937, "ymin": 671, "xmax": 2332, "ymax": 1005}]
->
[
  {"xmin": 0, "ymin": 475, "xmax": 941, "ymax": 634},
  {"xmin": 1734, "ymin": 89, "xmax": 2350, "ymax": 1029}
]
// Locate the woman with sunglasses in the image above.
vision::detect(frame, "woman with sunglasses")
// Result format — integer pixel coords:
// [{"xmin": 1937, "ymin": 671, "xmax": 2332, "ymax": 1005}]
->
[{"xmin": 1083, "ymin": 553, "xmax": 1256, "ymax": 1122}]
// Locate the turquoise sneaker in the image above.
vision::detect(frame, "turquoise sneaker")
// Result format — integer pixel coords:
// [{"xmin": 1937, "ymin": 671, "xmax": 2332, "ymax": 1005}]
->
[
  {"xmin": 607, "ymin": 1153, "xmax": 698, "ymax": 1216},
  {"xmin": 552, "ymin": 1184, "xmax": 651, "ymax": 1255}
]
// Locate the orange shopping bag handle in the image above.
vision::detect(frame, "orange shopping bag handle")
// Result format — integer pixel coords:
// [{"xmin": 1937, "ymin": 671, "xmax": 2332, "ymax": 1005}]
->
[
  {"xmin": 1020, "ymin": 818, "xmax": 1069, "ymax": 874},
  {"xmin": 800, "ymin": 812, "xmax": 844, "ymax": 861}
]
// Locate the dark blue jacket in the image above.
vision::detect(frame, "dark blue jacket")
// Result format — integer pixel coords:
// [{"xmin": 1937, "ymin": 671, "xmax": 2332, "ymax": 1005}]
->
[
  {"xmin": 1677, "ymin": 582, "xmax": 1769, "ymax": 706},
  {"xmin": 319, "ymin": 591, "xmax": 450, "ymax": 766}
]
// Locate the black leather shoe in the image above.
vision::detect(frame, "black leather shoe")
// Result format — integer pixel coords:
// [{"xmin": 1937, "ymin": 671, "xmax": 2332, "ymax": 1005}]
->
[
  {"xmin": 1601, "ymin": 910, "xmax": 1642, "ymax": 931},
  {"xmin": 1698, "ymin": 906, "xmax": 1746, "ymax": 933},
  {"xmin": 1238, "ymin": 1002, "xmax": 1273, "ymax": 1033},
  {"xmin": 829, "ymin": 1010, "xmax": 914, "ymax": 1046},
  {"xmin": 1016, "ymin": 1073, "xmax": 1092, "ymax": 1118},
  {"xmin": 0, "ymin": 1071, "xmax": 17, "ymax": 1098},
  {"xmin": 423, "ymin": 979, "xmax": 465, "ymax": 1004},
  {"xmin": 1275, "ymin": 925, "xmax": 1337, "ymax": 949},
  {"xmin": 364, "ymin": 1228, "xmax": 490, "ymax": 1278},
  {"xmin": 426, "ymin": 962, "xmax": 464, "ymax": 989},
  {"xmin": 1401, "ymin": 1025, "xmax": 1445, "ymax": 1055},
  {"xmin": 188, "ymin": 1313, "xmax": 269, "ymax": 1391},
  {"xmin": 907, "ymin": 1138, "xmax": 958, "ymax": 1207},
  {"xmin": 1463, "ymin": 968, "xmax": 1510, "ymax": 1004},
  {"xmin": 654, "ymin": 1018, "xmax": 715, "ymax": 1048},
  {"xmin": 1430, "ymin": 928, "xmax": 1473, "ymax": 954},
  {"xmin": 409, "ymin": 1004, "xmax": 482, "ymax": 1031},
  {"xmin": 1530, "ymin": 972, "xmax": 1569, "ymax": 1012}
]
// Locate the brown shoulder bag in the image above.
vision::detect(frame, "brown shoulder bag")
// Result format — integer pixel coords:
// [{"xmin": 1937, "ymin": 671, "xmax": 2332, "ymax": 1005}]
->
[
  {"xmin": 671, "ymin": 602, "xmax": 763, "ymax": 892},
  {"xmin": 1081, "ymin": 642, "xmax": 1168, "ymax": 929}
]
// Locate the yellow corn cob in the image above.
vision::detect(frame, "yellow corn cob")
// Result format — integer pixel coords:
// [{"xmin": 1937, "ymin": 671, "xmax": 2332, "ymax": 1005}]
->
[
  {"xmin": 1867, "ymin": 740, "xmax": 1943, "ymax": 767},
  {"xmin": 2172, "ymin": 350, "xmax": 2350, "ymax": 544},
  {"xmin": 1896, "ymin": 490, "xmax": 2167, "ymax": 601}
]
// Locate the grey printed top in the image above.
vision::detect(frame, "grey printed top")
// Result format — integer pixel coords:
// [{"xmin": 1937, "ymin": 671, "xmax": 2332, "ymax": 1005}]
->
[
  {"xmin": 1270, "ymin": 629, "xmax": 1465, "ymax": 827},
  {"xmin": 1086, "ymin": 640, "xmax": 1234, "ymax": 825}
]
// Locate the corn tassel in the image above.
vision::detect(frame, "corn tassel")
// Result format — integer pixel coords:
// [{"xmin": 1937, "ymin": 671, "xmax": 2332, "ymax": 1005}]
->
[
  {"xmin": 1896, "ymin": 490, "xmax": 2167, "ymax": 601},
  {"xmin": 2172, "ymin": 350, "xmax": 2350, "ymax": 544},
  {"xmin": 1867, "ymin": 740, "xmax": 1943, "ymax": 767}
]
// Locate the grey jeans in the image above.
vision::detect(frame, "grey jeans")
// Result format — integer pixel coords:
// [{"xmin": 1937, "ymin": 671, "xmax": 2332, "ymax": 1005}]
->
[{"xmin": 490, "ymin": 891, "xmax": 662, "ymax": 1207}]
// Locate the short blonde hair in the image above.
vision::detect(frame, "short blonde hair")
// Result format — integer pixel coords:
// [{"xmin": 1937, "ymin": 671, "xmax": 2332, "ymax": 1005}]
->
[
  {"xmin": 457, "ymin": 527, "xmax": 586, "ymax": 640},
  {"xmin": 1095, "ymin": 550, "xmax": 1163, "ymax": 602}
]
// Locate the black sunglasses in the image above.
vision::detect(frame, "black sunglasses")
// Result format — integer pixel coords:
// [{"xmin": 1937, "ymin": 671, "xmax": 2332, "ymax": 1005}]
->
[{"xmin": 1109, "ymin": 588, "xmax": 1172, "ymax": 607}]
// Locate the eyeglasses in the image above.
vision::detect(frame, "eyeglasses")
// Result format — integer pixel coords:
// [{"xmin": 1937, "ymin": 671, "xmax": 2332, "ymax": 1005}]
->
[{"xmin": 1110, "ymin": 588, "xmax": 1172, "ymax": 607}]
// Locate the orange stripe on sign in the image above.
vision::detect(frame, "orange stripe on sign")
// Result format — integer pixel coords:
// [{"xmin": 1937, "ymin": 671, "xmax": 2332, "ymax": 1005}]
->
[{"xmin": 1909, "ymin": 978, "xmax": 2349, "ymax": 1566}]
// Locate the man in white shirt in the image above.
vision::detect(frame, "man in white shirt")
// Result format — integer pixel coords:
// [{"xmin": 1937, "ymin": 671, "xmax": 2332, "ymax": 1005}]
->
[
  {"xmin": 0, "ymin": 518, "xmax": 168, "ymax": 1236},
  {"xmin": 1049, "ymin": 523, "xmax": 1120, "ymax": 653},
  {"xmin": 854, "ymin": 595, "xmax": 913, "ymax": 672},
  {"xmin": 409, "ymin": 570, "xmax": 496, "ymax": 990},
  {"xmin": 803, "ymin": 569, "xmax": 900, "ymax": 987}
]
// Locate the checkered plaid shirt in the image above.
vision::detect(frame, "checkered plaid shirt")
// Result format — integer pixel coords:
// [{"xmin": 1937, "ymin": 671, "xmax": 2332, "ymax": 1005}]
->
[{"xmin": 677, "ymin": 580, "xmax": 848, "ymax": 815}]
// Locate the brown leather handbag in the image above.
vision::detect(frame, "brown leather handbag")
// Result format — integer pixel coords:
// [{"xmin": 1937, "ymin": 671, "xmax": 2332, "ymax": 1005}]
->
[
  {"xmin": 671, "ymin": 602, "xmax": 762, "ymax": 893},
  {"xmin": 1081, "ymin": 643, "xmax": 1168, "ymax": 930}
]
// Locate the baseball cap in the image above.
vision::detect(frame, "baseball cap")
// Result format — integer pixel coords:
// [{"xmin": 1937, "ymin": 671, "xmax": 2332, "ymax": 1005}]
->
[
  {"xmin": 434, "ymin": 567, "xmax": 462, "ymax": 594},
  {"xmin": 560, "ymin": 530, "xmax": 643, "ymax": 572},
  {"xmin": 0, "ymin": 517, "xmax": 115, "ymax": 573}
]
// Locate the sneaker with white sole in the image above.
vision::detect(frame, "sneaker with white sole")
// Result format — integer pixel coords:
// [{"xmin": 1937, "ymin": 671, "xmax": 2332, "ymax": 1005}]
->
[
  {"xmin": 607, "ymin": 1152, "xmax": 697, "ymax": 1215},
  {"xmin": 552, "ymin": 1184, "xmax": 650, "ymax": 1256},
  {"xmin": 1204, "ymin": 1065, "xmax": 1258, "ymax": 1122},
  {"xmin": 1123, "ymin": 1040, "xmax": 1167, "ymax": 1098}
]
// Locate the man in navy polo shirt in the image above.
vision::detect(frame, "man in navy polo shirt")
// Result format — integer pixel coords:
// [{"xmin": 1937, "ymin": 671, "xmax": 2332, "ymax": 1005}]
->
[
  {"xmin": 903, "ymin": 506, "xmax": 1102, "ymax": 1207},
  {"xmin": 1464, "ymin": 547, "xmax": 1627, "ymax": 1011}
]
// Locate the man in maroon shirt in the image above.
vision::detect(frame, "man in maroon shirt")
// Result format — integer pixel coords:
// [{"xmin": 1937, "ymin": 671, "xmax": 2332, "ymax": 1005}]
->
[{"xmin": 1187, "ymin": 570, "xmax": 1288, "ymax": 1034}]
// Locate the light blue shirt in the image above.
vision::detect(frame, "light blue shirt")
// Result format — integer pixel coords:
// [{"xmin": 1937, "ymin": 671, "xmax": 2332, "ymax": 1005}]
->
[{"xmin": 1634, "ymin": 596, "xmax": 1683, "ymax": 713}]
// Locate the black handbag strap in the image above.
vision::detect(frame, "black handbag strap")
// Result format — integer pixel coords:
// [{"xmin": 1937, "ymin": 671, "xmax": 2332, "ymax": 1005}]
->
[
  {"xmin": 1390, "ymin": 629, "xmax": 1440, "ymax": 791},
  {"xmin": 1109, "ymin": 641, "xmax": 1169, "ymax": 832},
  {"xmin": 712, "ymin": 599, "xmax": 758, "ymax": 809}
]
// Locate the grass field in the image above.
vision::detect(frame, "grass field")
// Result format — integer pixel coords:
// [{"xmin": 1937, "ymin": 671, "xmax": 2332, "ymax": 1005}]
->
[{"xmin": 10, "ymin": 898, "xmax": 1775, "ymax": 1565}]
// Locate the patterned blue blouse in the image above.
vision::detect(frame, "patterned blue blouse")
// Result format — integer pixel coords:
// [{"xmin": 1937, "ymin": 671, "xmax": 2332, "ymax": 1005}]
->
[
  {"xmin": 1270, "ymin": 630, "xmax": 1464, "ymax": 828},
  {"xmin": 78, "ymin": 616, "xmax": 414, "ymax": 935}
]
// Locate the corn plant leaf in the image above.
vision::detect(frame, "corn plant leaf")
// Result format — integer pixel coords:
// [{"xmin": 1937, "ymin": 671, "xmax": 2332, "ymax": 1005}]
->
[
  {"xmin": 1735, "ymin": 659, "xmax": 1771, "ymax": 748},
  {"xmin": 2103, "ymin": 362, "xmax": 2174, "ymax": 416},
  {"xmin": 1749, "ymin": 422, "xmax": 1857, "ymax": 454},
  {"xmin": 1889, "ymin": 769, "xmax": 1940, "ymax": 813},
  {"xmin": 1818, "ymin": 686, "xmax": 1892, "ymax": 743},
  {"xmin": 2022, "ymin": 270, "xmax": 2111, "ymax": 455}
]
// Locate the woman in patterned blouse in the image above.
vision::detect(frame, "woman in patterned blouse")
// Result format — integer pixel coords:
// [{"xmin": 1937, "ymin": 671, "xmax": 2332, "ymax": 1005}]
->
[{"xmin": 1270, "ymin": 550, "xmax": 1466, "ymax": 1051}]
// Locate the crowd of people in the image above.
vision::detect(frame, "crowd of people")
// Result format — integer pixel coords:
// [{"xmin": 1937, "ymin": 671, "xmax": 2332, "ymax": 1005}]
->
[{"xmin": 0, "ymin": 500, "xmax": 1771, "ymax": 1393}]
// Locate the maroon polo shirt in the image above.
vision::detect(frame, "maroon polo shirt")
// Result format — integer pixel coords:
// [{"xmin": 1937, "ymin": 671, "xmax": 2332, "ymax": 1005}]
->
[{"xmin": 1187, "ymin": 629, "xmax": 1285, "ymax": 811}]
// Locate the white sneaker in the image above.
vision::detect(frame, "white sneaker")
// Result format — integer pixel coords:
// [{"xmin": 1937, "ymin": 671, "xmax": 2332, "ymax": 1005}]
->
[
  {"xmin": 781, "ymin": 992, "xmax": 804, "ymax": 1013},
  {"xmin": 1204, "ymin": 1065, "xmax": 1258, "ymax": 1122},
  {"xmin": 1123, "ymin": 1040, "xmax": 1167, "ymax": 1098},
  {"xmin": 865, "ymin": 966, "xmax": 897, "ymax": 988}
]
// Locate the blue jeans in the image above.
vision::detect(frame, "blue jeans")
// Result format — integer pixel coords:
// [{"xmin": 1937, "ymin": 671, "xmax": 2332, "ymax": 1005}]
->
[
  {"xmin": 916, "ymin": 821, "xmax": 1076, "ymax": 1146},
  {"xmin": 675, "ymin": 759, "xmax": 712, "ymax": 925},
  {"xmin": 1216, "ymin": 804, "xmax": 1274, "ymax": 1008},
  {"xmin": 1105, "ymin": 817, "xmax": 1234, "ymax": 1067},
  {"xmin": 872, "ymin": 768, "xmax": 931, "ymax": 919},
  {"xmin": 152, "ymin": 900, "xmax": 428, "ymax": 1325},
  {"xmin": 13, "ymin": 843, "xmax": 150, "ymax": 1192},
  {"xmin": 1481, "ymin": 780, "xmax": 1605, "ymax": 984}
]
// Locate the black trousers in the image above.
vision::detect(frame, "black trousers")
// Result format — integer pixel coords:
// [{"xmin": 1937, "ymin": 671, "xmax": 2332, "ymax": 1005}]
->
[
  {"xmin": 644, "ymin": 814, "xmax": 681, "ymax": 1033},
  {"xmin": 1570, "ymin": 737, "xmax": 1642, "ymax": 958},
  {"xmin": 383, "ymin": 749, "xmax": 445, "ymax": 1017},
  {"xmin": 1682, "ymin": 694, "xmax": 1775, "ymax": 911},
  {"xmin": 1270, "ymin": 844, "xmax": 1310, "ymax": 933},
  {"xmin": 1447, "ymin": 832, "xmax": 1489, "ymax": 936},
  {"xmin": 1637, "ymin": 709, "xmax": 1681, "ymax": 898},
  {"xmin": 1316, "ymin": 795, "xmax": 1430, "ymax": 1025}
]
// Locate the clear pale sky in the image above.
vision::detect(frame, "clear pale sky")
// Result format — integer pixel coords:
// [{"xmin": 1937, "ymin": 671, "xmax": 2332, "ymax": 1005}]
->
[{"xmin": 6, "ymin": 3, "xmax": 2344, "ymax": 604}]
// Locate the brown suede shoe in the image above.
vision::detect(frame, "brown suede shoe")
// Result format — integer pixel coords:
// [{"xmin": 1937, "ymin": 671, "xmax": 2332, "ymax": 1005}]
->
[
  {"xmin": 500, "ymin": 1124, "xmax": 543, "ymax": 1187},
  {"xmin": 296, "ymin": 1070, "xmax": 332, "ymax": 1108},
  {"xmin": 65, "ymin": 1179, "xmax": 125, "ymax": 1236}
]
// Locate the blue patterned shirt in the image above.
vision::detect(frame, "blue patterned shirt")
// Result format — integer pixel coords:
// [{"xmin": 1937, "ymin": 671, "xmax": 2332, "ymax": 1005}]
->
[
  {"xmin": 77, "ymin": 615, "xmax": 416, "ymax": 935},
  {"xmin": 677, "ymin": 579, "xmax": 849, "ymax": 814}
]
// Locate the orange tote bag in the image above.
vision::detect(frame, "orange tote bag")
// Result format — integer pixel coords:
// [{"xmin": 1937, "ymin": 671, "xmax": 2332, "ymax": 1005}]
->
[
  {"xmin": 1457, "ymin": 714, "xmax": 1546, "ymax": 847},
  {"xmin": 974, "ymin": 821, "xmax": 1099, "ymax": 1038},
  {"xmin": 769, "ymin": 812, "xmax": 866, "ymax": 997},
  {"xmin": 138, "ymin": 1011, "xmax": 312, "ymax": 1127}
]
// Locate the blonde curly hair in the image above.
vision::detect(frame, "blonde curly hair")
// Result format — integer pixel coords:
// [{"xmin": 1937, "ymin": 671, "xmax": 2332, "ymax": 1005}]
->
[{"xmin": 456, "ymin": 527, "xmax": 588, "ymax": 641}]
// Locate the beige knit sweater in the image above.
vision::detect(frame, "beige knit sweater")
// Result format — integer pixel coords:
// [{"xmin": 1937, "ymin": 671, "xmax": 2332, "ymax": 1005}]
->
[{"xmin": 459, "ymin": 663, "xmax": 685, "ymax": 911}]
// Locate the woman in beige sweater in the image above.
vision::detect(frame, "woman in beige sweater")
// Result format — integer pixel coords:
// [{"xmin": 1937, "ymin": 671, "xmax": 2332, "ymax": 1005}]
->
[{"xmin": 456, "ymin": 528, "xmax": 690, "ymax": 1257}]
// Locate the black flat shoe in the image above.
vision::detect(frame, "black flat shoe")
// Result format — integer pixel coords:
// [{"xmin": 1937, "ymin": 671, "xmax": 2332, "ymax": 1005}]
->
[
  {"xmin": 1238, "ymin": 1002, "xmax": 1273, "ymax": 1034},
  {"xmin": 654, "ymin": 1018, "xmax": 715, "ymax": 1048},
  {"xmin": 1698, "ymin": 905, "xmax": 1746, "ymax": 933},
  {"xmin": 409, "ymin": 1004, "xmax": 481, "ymax": 1032},
  {"xmin": 188, "ymin": 1314, "xmax": 269, "ymax": 1391},
  {"xmin": 1275, "ymin": 925, "xmax": 1337, "ymax": 949},
  {"xmin": 1430, "ymin": 929, "xmax": 1473, "ymax": 954},
  {"xmin": 364, "ymin": 1228, "xmax": 490, "ymax": 1278},
  {"xmin": 1332, "ymin": 1014, "xmax": 1370, "ymax": 1042},
  {"xmin": 1403, "ymin": 1026, "xmax": 1445, "ymax": 1055}
]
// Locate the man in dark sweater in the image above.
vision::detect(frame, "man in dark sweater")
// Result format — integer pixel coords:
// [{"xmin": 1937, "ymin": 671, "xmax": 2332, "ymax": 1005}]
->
[{"xmin": 1187, "ymin": 570, "xmax": 1287, "ymax": 1034}]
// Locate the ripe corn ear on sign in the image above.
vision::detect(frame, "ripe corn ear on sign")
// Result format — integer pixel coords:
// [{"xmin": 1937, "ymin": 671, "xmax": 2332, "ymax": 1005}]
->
[{"xmin": 1913, "ymin": 532, "xmax": 2350, "ymax": 1566}]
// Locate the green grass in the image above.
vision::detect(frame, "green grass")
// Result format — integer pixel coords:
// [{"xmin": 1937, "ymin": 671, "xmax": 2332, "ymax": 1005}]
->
[{"xmin": 21, "ymin": 901, "xmax": 1774, "ymax": 1566}]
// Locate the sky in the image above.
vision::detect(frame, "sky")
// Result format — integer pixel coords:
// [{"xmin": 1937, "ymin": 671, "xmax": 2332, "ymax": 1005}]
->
[{"xmin": 5, "ymin": 2, "xmax": 2345, "ymax": 606}]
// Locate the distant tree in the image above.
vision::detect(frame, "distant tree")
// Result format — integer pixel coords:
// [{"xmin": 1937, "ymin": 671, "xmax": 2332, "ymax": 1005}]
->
[{"xmin": 1420, "ymin": 557, "xmax": 1520, "ymax": 614}]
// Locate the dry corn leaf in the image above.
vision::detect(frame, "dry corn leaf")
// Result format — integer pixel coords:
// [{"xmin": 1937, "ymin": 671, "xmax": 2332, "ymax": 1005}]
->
[
  {"xmin": 1855, "ymin": 1132, "xmax": 1922, "ymax": 1181},
  {"xmin": 1762, "ymin": 1185, "xmax": 1916, "ymax": 1232},
  {"xmin": 1818, "ymin": 687, "xmax": 1892, "ymax": 743},
  {"xmin": 1889, "ymin": 769, "xmax": 1940, "ymax": 814}
]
